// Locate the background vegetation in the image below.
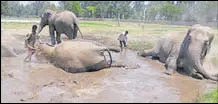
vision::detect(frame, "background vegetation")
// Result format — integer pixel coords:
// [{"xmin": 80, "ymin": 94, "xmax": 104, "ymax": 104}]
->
[
  {"xmin": 1, "ymin": 1, "xmax": 218, "ymax": 23},
  {"xmin": 199, "ymin": 87, "xmax": 218, "ymax": 103}
]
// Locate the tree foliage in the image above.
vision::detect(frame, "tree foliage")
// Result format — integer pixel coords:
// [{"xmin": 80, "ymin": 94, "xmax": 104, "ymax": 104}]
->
[{"xmin": 1, "ymin": 1, "xmax": 217, "ymax": 23}]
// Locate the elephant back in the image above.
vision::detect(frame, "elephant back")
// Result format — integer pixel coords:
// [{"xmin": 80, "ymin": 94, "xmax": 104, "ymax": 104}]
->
[
  {"xmin": 54, "ymin": 10, "xmax": 78, "ymax": 25},
  {"xmin": 52, "ymin": 41, "xmax": 105, "ymax": 69}
]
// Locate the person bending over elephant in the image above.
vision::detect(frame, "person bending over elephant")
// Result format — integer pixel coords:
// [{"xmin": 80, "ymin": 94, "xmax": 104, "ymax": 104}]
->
[
  {"xmin": 37, "ymin": 9, "xmax": 83, "ymax": 45},
  {"xmin": 138, "ymin": 24, "xmax": 217, "ymax": 81},
  {"xmin": 24, "ymin": 24, "xmax": 39, "ymax": 62},
  {"xmin": 35, "ymin": 40, "xmax": 134, "ymax": 73}
]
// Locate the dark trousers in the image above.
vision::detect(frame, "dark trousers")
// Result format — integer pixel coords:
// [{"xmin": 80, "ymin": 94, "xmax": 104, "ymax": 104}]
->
[{"xmin": 120, "ymin": 41, "xmax": 127, "ymax": 47}]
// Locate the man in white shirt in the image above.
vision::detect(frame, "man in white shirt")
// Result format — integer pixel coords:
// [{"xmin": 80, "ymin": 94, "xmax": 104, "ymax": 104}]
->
[{"xmin": 118, "ymin": 30, "xmax": 128, "ymax": 48}]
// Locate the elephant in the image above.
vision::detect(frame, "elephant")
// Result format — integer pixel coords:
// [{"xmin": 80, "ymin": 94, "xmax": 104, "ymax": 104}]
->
[
  {"xmin": 37, "ymin": 9, "xmax": 83, "ymax": 45},
  {"xmin": 138, "ymin": 24, "xmax": 217, "ymax": 81},
  {"xmin": 35, "ymin": 40, "xmax": 130, "ymax": 73}
]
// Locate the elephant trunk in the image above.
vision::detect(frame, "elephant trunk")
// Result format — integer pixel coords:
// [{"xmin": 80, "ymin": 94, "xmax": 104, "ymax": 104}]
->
[
  {"xmin": 37, "ymin": 22, "xmax": 46, "ymax": 34},
  {"xmin": 194, "ymin": 60, "xmax": 217, "ymax": 81},
  {"xmin": 189, "ymin": 44, "xmax": 217, "ymax": 81},
  {"xmin": 103, "ymin": 48, "xmax": 112, "ymax": 67}
]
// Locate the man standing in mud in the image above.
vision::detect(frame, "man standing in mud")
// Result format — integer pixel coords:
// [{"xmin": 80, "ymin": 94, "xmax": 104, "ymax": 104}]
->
[
  {"xmin": 24, "ymin": 24, "xmax": 39, "ymax": 62},
  {"xmin": 118, "ymin": 30, "xmax": 128, "ymax": 51}
]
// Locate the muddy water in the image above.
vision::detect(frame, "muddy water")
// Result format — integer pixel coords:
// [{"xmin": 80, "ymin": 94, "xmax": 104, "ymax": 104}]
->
[{"xmin": 1, "ymin": 48, "xmax": 217, "ymax": 103}]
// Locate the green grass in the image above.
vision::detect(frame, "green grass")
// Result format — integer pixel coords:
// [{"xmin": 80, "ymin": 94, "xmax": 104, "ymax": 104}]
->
[
  {"xmin": 199, "ymin": 87, "xmax": 218, "ymax": 103},
  {"xmin": 1, "ymin": 17, "xmax": 38, "ymax": 20},
  {"xmin": 1, "ymin": 22, "xmax": 33, "ymax": 29},
  {"xmin": 80, "ymin": 21, "xmax": 114, "ymax": 27},
  {"xmin": 128, "ymin": 40, "xmax": 154, "ymax": 51}
]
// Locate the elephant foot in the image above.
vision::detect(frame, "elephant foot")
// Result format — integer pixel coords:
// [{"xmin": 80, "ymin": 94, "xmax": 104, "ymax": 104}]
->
[
  {"xmin": 192, "ymin": 72, "xmax": 204, "ymax": 80},
  {"xmin": 57, "ymin": 40, "xmax": 62, "ymax": 44},
  {"xmin": 164, "ymin": 69, "xmax": 174, "ymax": 76},
  {"xmin": 137, "ymin": 51, "xmax": 145, "ymax": 57},
  {"xmin": 24, "ymin": 59, "xmax": 30, "ymax": 62},
  {"xmin": 24, "ymin": 57, "xmax": 31, "ymax": 62},
  {"xmin": 46, "ymin": 43, "xmax": 55, "ymax": 47},
  {"xmin": 51, "ymin": 41, "xmax": 56, "ymax": 45}
]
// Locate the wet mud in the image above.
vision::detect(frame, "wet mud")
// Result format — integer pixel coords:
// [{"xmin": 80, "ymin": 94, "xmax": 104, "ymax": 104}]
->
[{"xmin": 1, "ymin": 30, "xmax": 218, "ymax": 103}]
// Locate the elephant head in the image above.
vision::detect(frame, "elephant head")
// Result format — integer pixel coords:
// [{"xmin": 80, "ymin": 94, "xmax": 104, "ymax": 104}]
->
[
  {"xmin": 37, "ymin": 9, "xmax": 55, "ymax": 34},
  {"xmin": 179, "ymin": 24, "xmax": 216, "ymax": 80}
]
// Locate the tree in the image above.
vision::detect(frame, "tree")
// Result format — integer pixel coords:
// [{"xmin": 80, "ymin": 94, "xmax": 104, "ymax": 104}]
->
[
  {"xmin": 86, "ymin": 6, "xmax": 96, "ymax": 18},
  {"xmin": 58, "ymin": 1, "xmax": 82, "ymax": 17},
  {"xmin": 1, "ymin": 1, "xmax": 9, "ymax": 16},
  {"xmin": 146, "ymin": 5, "xmax": 161, "ymax": 21},
  {"xmin": 198, "ymin": 1, "xmax": 218, "ymax": 22},
  {"xmin": 7, "ymin": 1, "xmax": 20, "ymax": 16},
  {"xmin": 132, "ymin": 1, "xmax": 145, "ymax": 20},
  {"xmin": 70, "ymin": 1, "xmax": 82, "ymax": 17},
  {"xmin": 39, "ymin": 1, "xmax": 58, "ymax": 16},
  {"xmin": 59, "ymin": 1, "xmax": 70, "ymax": 10},
  {"xmin": 33, "ymin": 1, "xmax": 45, "ymax": 16},
  {"xmin": 160, "ymin": 2, "xmax": 183, "ymax": 21}
]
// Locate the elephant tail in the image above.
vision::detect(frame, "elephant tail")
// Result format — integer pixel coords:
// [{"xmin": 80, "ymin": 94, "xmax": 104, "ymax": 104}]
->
[
  {"xmin": 111, "ymin": 64, "xmax": 126, "ymax": 68},
  {"xmin": 111, "ymin": 63, "xmax": 140, "ymax": 69},
  {"xmin": 107, "ymin": 47, "xmax": 121, "ymax": 53},
  {"xmin": 102, "ymin": 48, "xmax": 113, "ymax": 67}
]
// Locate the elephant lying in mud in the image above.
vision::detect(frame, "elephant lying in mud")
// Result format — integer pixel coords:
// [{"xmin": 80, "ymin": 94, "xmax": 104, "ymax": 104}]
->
[
  {"xmin": 36, "ymin": 40, "xmax": 127, "ymax": 73},
  {"xmin": 138, "ymin": 24, "xmax": 218, "ymax": 81}
]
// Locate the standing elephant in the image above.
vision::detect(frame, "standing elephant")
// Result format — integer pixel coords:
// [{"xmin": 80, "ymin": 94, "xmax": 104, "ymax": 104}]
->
[
  {"xmin": 138, "ymin": 24, "xmax": 217, "ymax": 81},
  {"xmin": 37, "ymin": 9, "xmax": 83, "ymax": 45}
]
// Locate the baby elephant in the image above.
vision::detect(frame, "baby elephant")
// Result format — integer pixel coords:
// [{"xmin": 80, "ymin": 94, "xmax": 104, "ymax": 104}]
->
[{"xmin": 36, "ymin": 40, "xmax": 122, "ymax": 73}]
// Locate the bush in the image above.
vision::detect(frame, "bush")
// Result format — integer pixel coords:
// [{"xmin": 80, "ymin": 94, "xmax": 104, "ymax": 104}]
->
[{"xmin": 199, "ymin": 87, "xmax": 218, "ymax": 103}]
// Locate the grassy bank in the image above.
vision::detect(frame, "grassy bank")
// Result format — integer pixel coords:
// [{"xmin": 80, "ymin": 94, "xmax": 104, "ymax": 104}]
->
[{"xmin": 199, "ymin": 87, "xmax": 218, "ymax": 103}]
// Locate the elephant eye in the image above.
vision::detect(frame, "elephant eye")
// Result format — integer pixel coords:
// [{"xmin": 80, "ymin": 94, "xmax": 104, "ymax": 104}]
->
[
  {"xmin": 204, "ymin": 40, "xmax": 209, "ymax": 45},
  {"xmin": 187, "ymin": 36, "xmax": 191, "ymax": 41}
]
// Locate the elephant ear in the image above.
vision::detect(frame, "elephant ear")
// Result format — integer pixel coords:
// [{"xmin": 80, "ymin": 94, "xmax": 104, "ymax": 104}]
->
[
  {"xmin": 182, "ymin": 29, "xmax": 191, "ymax": 48},
  {"xmin": 201, "ymin": 28, "xmax": 215, "ymax": 58},
  {"xmin": 43, "ymin": 9, "xmax": 54, "ymax": 19},
  {"xmin": 44, "ymin": 12, "xmax": 52, "ymax": 19},
  {"xmin": 179, "ymin": 27, "xmax": 192, "ymax": 59}
]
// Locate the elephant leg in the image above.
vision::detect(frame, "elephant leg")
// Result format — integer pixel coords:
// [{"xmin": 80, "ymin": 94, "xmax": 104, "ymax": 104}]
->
[
  {"xmin": 73, "ymin": 23, "xmax": 78, "ymax": 39},
  {"xmin": 164, "ymin": 49, "xmax": 178, "ymax": 75},
  {"xmin": 138, "ymin": 49, "xmax": 156, "ymax": 57},
  {"xmin": 49, "ymin": 26, "xmax": 56, "ymax": 45},
  {"xmin": 164, "ymin": 57, "xmax": 177, "ymax": 75},
  {"xmin": 191, "ymin": 72, "xmax": 204, "ymax": 80},
  {"xmin": 177, "ymin": 58, "xmax": 184, "ymax": 69},
  {"xmin": 56, "ymin": 31, "xmax": 61, "ymax": 44},
  {"xmin": 65, "ymin": 28, "xmax": 74, "ymax": 40},
  {"xmin": 24, "ymin": 55, "xmax": 31, "ymax": 62}
]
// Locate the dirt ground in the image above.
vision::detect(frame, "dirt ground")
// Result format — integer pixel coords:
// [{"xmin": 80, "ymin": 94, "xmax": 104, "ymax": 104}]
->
[{"xmin": 1, "ymin": 29, "xmax": 218, "ymax": 103}]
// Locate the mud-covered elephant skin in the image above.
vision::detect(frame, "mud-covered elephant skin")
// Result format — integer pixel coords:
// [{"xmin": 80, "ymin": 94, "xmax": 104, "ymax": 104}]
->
[
  {"xmin": 138, "ymin": 24, "xmax": 217, "ymax": 81},
  {"xmin": 37, "ymin": 9, "xmax": 83, "ymax": 45},
  {"xmin": 36, "ymin": 40, "xmax": 123, "ymax": 73}
]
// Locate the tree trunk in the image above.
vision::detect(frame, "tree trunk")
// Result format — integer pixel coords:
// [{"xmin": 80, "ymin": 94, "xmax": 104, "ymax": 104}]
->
[{"xmin": 117, "ymin": 13, "xmax": 120, "ymax": 27}]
